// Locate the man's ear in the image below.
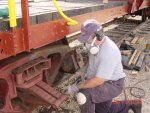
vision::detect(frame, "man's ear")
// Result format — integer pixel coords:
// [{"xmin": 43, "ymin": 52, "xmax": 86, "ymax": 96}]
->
[
  {"xmin": 95, "ymin": 33, "xmax": 101, "ymax": 41},
  {"xmin": 95, "ymin": 28, "xmax": 104, "ymax": 41}
]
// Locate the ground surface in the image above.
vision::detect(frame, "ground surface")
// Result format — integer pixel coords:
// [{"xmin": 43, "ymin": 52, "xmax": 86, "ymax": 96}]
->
[{"xmin": 120, "ymin": 33, "xmax": 150, "ymax": 113}]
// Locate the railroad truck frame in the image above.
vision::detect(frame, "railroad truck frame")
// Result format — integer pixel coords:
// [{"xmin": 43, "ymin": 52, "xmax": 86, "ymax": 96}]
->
[{"xmin": 0, "ymin": 0, "xmax": 149, "ymax": 112}]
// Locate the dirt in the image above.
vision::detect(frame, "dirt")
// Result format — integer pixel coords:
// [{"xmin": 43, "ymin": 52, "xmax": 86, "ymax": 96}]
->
[{"xmin": 117, "ymin": 33, "xmax": 150, "ymax": 113}]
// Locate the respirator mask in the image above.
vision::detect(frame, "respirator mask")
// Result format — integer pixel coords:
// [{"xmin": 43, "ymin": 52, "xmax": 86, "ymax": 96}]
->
[
  {"xmin": 85, "ymin": 29, "xmax": 104, "ymax": 55},
  {"xmin": 90, "ymin": 37, "xmax": 100, "ymax": 55}
]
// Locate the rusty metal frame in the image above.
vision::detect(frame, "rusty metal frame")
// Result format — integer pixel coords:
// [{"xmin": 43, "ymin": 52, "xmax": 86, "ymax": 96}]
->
[
  {"xmin": 0, "ymin": 4, "xmax": 128, "ymax": 61},
  {"xmin": 0, "ymin": 44, "xmax": 70, "ymax": 112},
  {"xmin": 0, "ymin": 1, "xmax": 149, "ymax": 60},
  {"xmin": 139, "ymin": 0, "xmax": 149, "ymax": 10},
  {"xmin": 70, "ymin": 5, "xmax": 128, "ymax": 33},
  {"xmin": 0, "ymin": 20, "xmax": 69, "ymax": 60},
  {"xmin": 21, "ymin": 0, "xmax": 31, "ymax": 51},
  {"xmin": 129, "ymin": 0, "xmax": 150, "ymax": 13}
]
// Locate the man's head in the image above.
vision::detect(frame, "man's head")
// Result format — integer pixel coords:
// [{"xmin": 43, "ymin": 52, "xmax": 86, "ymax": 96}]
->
[{"xmin": 78, "ymin": 19, "xmax": 104, "ymax": 43}]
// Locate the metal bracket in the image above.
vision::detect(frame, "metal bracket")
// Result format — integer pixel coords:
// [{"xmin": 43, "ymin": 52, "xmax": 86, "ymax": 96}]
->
[{"xmin": 12, "ymin": 57, "xmax": 50, "ymax": 88}]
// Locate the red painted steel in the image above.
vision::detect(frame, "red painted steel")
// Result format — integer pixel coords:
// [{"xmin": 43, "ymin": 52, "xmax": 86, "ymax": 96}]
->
[
  {"xmin": 0, "ymin": 1, "xmax": 148, "ymax": 61},
  {"xmin": 128, "ymin": 0, "xmax": 149, "ymax": 13},
  {"xmin": 0, "ymin": 55, "xmax": 31, "ymax": 112},
  {"xmin": 137, "ymin": 0, "xmax": 143, "ymax": 9},
  {"xmin": 21, "ymin": 0, "xmax": 31, "ymax": 51},
  {"xmin": 0, "ymin": 0, "xmax": 69, "ymax": 60},
  {"xmin": 70, "ymin": 5, "xmax": 128, "ymax": 33},
  {"xmin": 30, "ymin": 20, "xmax": 69, "ymax": 49},
  {"xmin": 138, "ymin": 0, "xmax": 149, "ymax": 10},
  {"xmin": 0, "ymin": 28, "xmax": 25, "ymax": 60},
  {"xmin": 0, "ymin": 76, "xmax": 17, "ymax": 112},
  {"xmin": 0, "ymin": 79, "xmax": 9, "ymax": 111},
  {"xmin": 0, "ymin": 32, "xmax": 14, "ymax": 55},
  {"xmin": 0, "ymin": 5, "xmax": 127, "ymax": 60},
  {"xmin": 12, "ymin": 57, "xmax": 50, "ymax": 88},
  {"xmin": 30, "ymin": 81, "xmax": 68, "ymax": 108},
  {"xmin": 0, "ymin": 55, "xmax": 68, "ymax": 112},
  {"xmin": 147, "ymin": 1, "xmax": 150, "ymax": 17},
  {"xmin": 0, "ymin": 20, "xmax": 69, "ymax": 60}
]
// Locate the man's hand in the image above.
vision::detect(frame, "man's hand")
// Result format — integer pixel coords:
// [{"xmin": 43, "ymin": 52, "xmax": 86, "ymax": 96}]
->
[{"xmin": 67, "ymin": 83, "xmax": 79, "ymax": 94}]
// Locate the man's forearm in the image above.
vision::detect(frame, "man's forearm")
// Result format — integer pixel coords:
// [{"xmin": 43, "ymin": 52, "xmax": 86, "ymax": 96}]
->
[{"xmin": 78, "ymin": 77, "xmax": 104, "ymax": 89}]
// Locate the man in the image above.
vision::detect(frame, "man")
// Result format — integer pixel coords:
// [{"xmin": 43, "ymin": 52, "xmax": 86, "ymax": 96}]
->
[{"xmin": 67, "ymin": 19, "xmax": 142, "ymax": 113}]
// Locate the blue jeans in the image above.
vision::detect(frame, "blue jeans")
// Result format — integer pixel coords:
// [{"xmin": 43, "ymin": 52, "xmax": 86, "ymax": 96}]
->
[{"xmin": 79, "ymin": 78, "xmax": 128, "ymax": 113}]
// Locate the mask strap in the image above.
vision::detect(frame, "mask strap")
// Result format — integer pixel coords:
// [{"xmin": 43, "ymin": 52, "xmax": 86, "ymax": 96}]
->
[
  {"xmin": 97, "ymin": 36, "xmax": 106, "ymax": 47},
  {"xmin": 91, "ymin": 37, "xmax": 97, "ymax": 46}
]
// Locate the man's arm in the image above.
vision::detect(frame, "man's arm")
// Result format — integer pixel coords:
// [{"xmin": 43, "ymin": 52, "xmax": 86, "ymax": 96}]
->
[{"xmin": 78, "ymin": 77, "xmax": 105, "ymax": 89}]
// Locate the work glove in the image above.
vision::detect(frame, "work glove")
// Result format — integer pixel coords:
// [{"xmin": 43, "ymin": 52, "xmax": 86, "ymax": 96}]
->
[{"xmin": 67, "ymin": 83, "xmax": 79, "ymax": 94}]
